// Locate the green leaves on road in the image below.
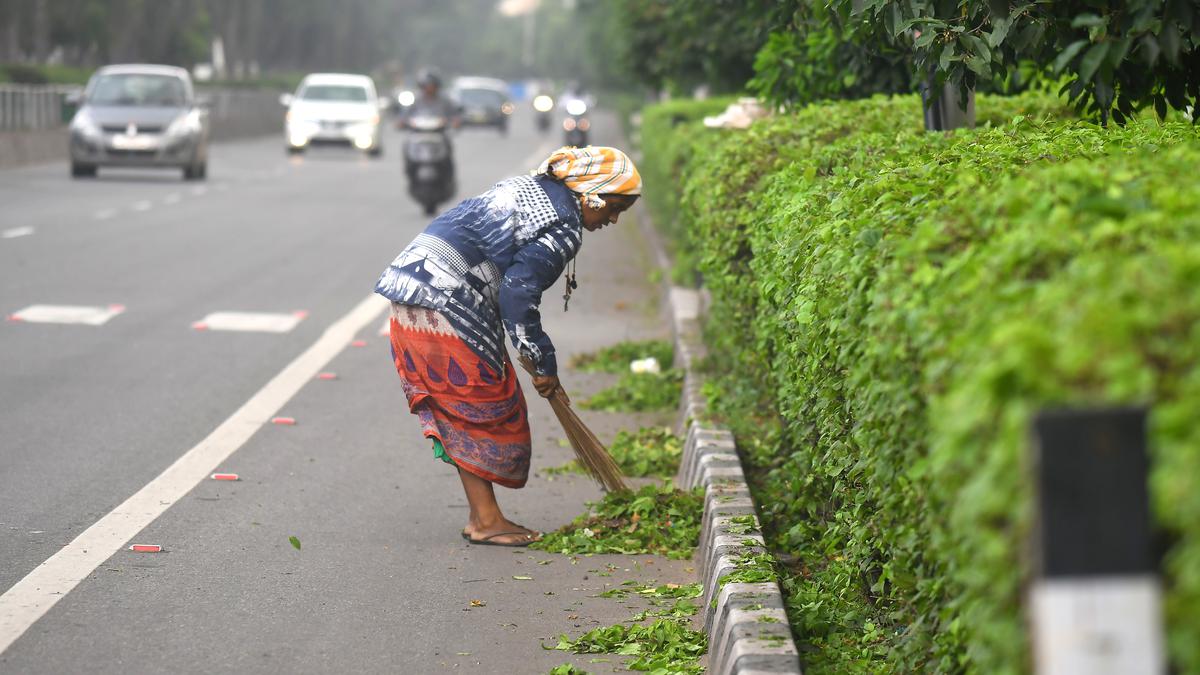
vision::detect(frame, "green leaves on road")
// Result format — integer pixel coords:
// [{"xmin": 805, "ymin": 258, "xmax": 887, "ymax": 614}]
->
[
  {"xmin": 544, "ymin": 427, "xmax": 682, "ymax": 478},
  {"xmin": 569, "ymin": 340, "xmax": 674, "ymax": 374},
  {"xmin": 580, "ymin": 371, "xmax": 683, "ymax": 413},
  {"xmin": 288, "ymin": 536, "xmax": 301, "ymax": 551},
  {"xmin": 530, "ymin": 483, "xmax": 702, "ymax": 560},
  {"xmin": 549, "ymin": 619, "xmax": 707, "ymax": 674}
]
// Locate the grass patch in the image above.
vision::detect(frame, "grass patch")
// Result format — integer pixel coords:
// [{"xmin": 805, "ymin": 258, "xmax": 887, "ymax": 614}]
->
[
  {"xmin": 569, "ymin": 339, "xmax": 673, "ymax": 374},
  {"xmin": 544, "ymin": 427, "xmax": 682, "ymax": 478},
  {"xmin": 580, "ymin": 371, "xmax": 683, "ymax": 412},
  {"xmin": 547, "ymin": 619, "xmax": 707, "ymax": 674},
  {"xmin": 530, "ymin": 483, "xmax": 702, "ymax": 559}
]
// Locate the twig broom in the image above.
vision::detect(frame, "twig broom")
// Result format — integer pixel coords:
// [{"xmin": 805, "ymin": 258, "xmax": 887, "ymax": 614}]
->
[{"xmin": 520, "ymin": 357, "xmax": 629, "ymax": 493}]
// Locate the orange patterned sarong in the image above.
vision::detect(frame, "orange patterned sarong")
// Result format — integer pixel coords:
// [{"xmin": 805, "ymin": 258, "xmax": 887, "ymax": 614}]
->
[{"xmin": 388, "ymin": 303, "xmax": 531, "ymax": 488}]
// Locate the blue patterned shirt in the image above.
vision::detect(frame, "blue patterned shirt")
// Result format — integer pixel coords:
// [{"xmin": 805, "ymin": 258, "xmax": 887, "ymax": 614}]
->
[{"xmin": 375, "ymin": 174, "xmax": 583, "ymax": 377}]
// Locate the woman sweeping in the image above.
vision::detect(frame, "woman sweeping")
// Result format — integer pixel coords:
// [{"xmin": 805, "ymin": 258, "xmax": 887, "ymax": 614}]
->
[{"xmin": 375, "ymin": 146, "xmax": 641, "ymax": 547}]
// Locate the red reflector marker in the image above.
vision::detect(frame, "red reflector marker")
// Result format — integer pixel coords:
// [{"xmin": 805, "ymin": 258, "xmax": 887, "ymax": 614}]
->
[
  {"xmin": 129, "ymin": 544, "xmax": 162, "ymax": 553},
  {"xmin": 351, "ymin": 340, "xmax": 367, "ymax": 347},
  {"xmin": 191, "ymin": 321, "xmax": 209, "ymax": 331},
  {"xmin": 271, "ymin": 417, "xmax": 296, "ymax": 426},
  {"xmin": 6, "ymin": 315, "xmax": 22, "ymax": 322},
  {"xmin": 293, "ymin": 310, "xmax": 309, "ymax": 319},
  {"xmin": 211, "ymin": 473, "xmax": 240, "ymax": 481},
  {"xmin": 317, "ymin": 372, "xmax": 337, "ymax": 380},
  {"xmin": 109, "ymin": 304, "xmax": 126, "ymax": 312}
]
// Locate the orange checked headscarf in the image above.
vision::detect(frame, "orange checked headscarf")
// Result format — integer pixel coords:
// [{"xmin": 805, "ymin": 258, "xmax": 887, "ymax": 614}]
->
[{"xmin": 535, "ymin": 146, "xmax": 642, "ymax": 209}]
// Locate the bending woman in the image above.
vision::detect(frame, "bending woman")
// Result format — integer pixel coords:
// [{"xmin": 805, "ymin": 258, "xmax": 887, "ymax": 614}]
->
[{"xmin": 374, "ymin": 146, "xmax": 641, "ymax": 547}]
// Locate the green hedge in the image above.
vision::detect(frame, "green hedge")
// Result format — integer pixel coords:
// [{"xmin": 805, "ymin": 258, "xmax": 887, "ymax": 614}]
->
[{"xmin": 640, "ymin": 92, "xmax": 1200, "ymax": 673}]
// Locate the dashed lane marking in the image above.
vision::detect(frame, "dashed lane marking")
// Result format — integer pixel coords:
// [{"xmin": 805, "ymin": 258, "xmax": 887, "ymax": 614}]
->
[
  {"xmin": 1, "ymin": 227, "xmax": 34, "ymax": 239},
  {"xmin": 190, "ymin": 186, "xmax": 208, "ymax": 196},
  {"xmin": 0, "ymin": 293, "xmax": 388, "ymax": 655},
  {"xmin": 131, "ymin": 201, "xmax": 152, "ymax": 212},
  {"xmin": 7, "ymin": 304, "xmax": 125, "ymax": 326},
  {"xmin": 191, "ymin": 310, "xmax": 308, "ymax": 333},
  {"xmin": 162, "ymin": 193, "xmax": 182, "ymax": 206},
  {"xmin": 94, "ymin": 209, "xmax": 117, "ymax": 220}
]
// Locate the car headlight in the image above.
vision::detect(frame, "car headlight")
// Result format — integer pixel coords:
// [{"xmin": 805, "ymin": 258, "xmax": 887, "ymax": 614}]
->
[
  {"xmin": 71, "ymin": 111, "xmax": 101, "ymax": 137},
  {"xmin": 533, "ymin": 95, "xmax": 554, "ymax": 112},
  {"xmin": 167, "ymin": 110, "xmax": 202, "ymax": 137},
  {"xmin": 565, "ymin": 99, "xmax": 587, "ymax": 116}
]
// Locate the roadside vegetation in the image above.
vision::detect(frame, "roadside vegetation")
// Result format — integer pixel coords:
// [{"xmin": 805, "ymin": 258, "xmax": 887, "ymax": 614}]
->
[{"xmin": 639, "ymin": 90, "xmax": 1200, "ymax": 672}]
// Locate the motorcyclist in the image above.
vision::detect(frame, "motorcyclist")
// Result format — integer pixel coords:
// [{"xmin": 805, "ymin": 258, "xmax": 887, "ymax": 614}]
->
[{"xmin": 400, "ymin": 69, "xmax": 461, "ymax": 181}]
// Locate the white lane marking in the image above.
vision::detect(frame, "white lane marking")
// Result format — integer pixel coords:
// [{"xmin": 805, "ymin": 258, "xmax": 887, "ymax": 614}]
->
[
  {"xmin": 162, "ymin": 193, "xmax": 182, "ymax": 206},
  {"xmin": 190, "ymin": 186, "xmax": 208, "ymax": 196},
  {"xmin": 0, "ymin": 293, "xmax": 387, "ymax": 655},
  {"xmin": 94, "ymin": 209, "xmax": 117, "ymax": 221},
  {"xmin": 8, "ymin": 304, "xmax": 125, "ymax": 326},
  {"xmin": 1, "ymin": 227, "xmax": 34, "ymax": 239},
  {"xmin": 131, "ymin": 201, "xmax": 152, "ymax": 212},
  {"xmin": 192, "ymin": 310, "xmax": 307, "ymax": 333}
]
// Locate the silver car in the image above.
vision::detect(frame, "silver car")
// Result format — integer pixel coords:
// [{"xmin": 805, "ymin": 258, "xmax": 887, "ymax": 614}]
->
[{"xmin": 68, "ymin": 64, "xmax": 210, "ymax": 180}]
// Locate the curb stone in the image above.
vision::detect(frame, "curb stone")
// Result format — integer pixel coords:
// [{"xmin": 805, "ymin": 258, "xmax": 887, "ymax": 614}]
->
[
  {"xmin": 663, "ymin": 288, "xmax": 803, "ymax": 674},
  {"xmin": 636, "ymin": 202, "xmax": 801, "ymax": 674}
]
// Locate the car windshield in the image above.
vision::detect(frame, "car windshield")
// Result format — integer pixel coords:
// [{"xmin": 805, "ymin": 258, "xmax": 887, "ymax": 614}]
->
[
  {"xmin": 458, "ymin": 88, "xmax": 505, "ymax": 107},
  {"xmin": 89, "ymin": 74, "xmax": 188, "ymax": 107},
  {"xmin": 299, "ymin": 84, "xmax": 369, "ymax": 102}
]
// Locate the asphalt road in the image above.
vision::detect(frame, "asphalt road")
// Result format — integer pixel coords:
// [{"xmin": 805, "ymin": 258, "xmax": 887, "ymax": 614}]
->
[{"xmin": 0, "ymin": 110, "xmax": 693, "ymax": 673}]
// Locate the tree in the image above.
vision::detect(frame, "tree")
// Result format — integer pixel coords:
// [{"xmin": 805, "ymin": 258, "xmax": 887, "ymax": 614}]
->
[{"xmin": 824, "ymin": 0, "xmax": 1200, "ymax": 124}]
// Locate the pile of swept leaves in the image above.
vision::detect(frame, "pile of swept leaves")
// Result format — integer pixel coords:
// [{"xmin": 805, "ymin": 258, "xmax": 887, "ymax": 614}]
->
[
  {"xmin": 581, "ymin": 370, "xmax": 683, "ymax": 413},
  {"xmin": 544, "ymin": 427, "xmax": 682, "ymax": 478},
  {"xmin": 548, "ymin": 619, "xmax": 706, "ymax": 674},
  {"xmin": 531, "ymin": 483, "xmax": 702, "ymax": 560},
  {"xmin": 570, "ymin": 339, "xmax": 674, "ymax": 374},
  {"xmin": 548, "ymin": 583, "xmax": 706, "ymax": 674}
]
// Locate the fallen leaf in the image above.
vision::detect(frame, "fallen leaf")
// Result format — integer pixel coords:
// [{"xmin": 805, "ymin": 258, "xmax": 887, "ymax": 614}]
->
[
  {"xmin": 288, "ymin": 536, "xmax": 301, "ymax": 551},
  {"xmin": 513, "ymin": 575, "xmax": 533, "ymax": 580},
  {"xmin": 470, "ymin": 600, "xmax": 486, "ymax": 607}
]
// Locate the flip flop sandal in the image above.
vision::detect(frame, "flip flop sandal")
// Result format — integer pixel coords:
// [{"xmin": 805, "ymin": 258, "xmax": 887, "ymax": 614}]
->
[
  {"xmin": 462, "ymin": 524, "xmax": 531, "ymax": 540},
  {"xmin": 467, "ymin": 531, "xmax": 542, "ymax": 547}
]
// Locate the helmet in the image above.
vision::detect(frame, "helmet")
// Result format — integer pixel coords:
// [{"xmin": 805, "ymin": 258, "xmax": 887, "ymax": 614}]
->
[{"xmin": 416, "ymin": 69, "xmax": 441, "ymax": 89}]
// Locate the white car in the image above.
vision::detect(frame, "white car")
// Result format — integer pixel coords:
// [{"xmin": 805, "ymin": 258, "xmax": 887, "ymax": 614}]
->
[{"xmin": 281, "ymin": 73, "xmax": 383, "ymax": 156}]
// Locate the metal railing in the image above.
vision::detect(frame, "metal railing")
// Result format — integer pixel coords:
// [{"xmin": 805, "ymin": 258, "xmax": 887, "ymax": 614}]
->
[
  {"xmin": 0, "ymin": 84, "xmax": 283, "ymax": 139},
  {"xmin": 0, "ymin": 85, "xmax": 81, "ymax": 132}
]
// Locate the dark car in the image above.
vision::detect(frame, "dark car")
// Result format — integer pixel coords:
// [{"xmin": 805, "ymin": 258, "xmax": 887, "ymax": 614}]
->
[
  {"xmin": 450, "ymin": 77, "xmax": 513, "ymax": 135},
  {"xmin": 67, "ymin": 64, "xmax": 210, "ymax": 180}
]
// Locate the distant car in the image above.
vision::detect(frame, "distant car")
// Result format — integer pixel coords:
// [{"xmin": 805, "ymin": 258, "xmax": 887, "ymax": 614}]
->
[
  {"xmin": 450, "ymin": 77, "xmax": 513, "ymax": 134},
  {"xmin": 281, "ymin": 73, "xmax": 384, "ymax": 156},
  {"xmin": 67, "ymin": 64, "xmax": 210, "ymax": 180}
]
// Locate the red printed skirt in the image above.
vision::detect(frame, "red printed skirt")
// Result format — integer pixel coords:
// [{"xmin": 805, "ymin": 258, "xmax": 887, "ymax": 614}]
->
[{"xmin": 388, "ymin": 303, "xmax": 531, "ymax": 488}]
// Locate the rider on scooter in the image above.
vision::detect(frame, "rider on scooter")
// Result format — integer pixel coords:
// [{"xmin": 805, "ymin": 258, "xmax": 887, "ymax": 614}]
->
[{"xmin": 400, "ymin": 69, "xmax": 461, "ymax": 182}]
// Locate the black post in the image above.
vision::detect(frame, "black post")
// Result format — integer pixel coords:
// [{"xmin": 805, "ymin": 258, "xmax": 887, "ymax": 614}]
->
[
  {"xmin": 921, "ymin": 77, "xmax": 975, "ymax": 132},
  {"xmin": 1029, "ymin": 407, "xmax": 1164, "ymax": 675}
]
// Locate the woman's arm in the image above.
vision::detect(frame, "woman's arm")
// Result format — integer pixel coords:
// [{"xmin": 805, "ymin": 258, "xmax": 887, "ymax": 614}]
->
[{"xmin": 498, "ymin": 226, "xmax": 581, "ymax": 380}]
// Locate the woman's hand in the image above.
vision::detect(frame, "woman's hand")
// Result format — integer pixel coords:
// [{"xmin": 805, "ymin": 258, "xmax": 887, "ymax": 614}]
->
[{"xmin": 532, "ymin": 374, "xmax": 567, "ymax": 402}]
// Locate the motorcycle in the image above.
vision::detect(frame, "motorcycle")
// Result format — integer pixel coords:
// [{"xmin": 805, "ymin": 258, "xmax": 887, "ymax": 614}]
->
[
  {"xmin": 532, "ymin": 94, "xmax": 554, "ymax": 133},
  {"xmin": 403, "ymin": 114, "xmax": 456, "ymax": 216},
  {"xmin": 562, "ymin": 97, "xmax": 590, "ymax": 147}
]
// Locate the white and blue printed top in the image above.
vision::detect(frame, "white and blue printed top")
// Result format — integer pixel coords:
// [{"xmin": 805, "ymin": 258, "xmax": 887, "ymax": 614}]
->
[{"xmin": 374, "ymin": 174, "xmax": 583, "ymax": 377}]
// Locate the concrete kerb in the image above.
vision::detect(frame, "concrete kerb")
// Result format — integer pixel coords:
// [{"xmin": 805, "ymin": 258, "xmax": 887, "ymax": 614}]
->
[{"xmin": 640, "ymin": 201, "xmax": 802, "ymax": 674}]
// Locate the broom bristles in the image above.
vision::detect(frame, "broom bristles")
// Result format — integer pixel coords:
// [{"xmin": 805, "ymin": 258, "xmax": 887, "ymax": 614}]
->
[{"xmin": 519, "ymin": 357, "xmax": 629, "ymax": 493}]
